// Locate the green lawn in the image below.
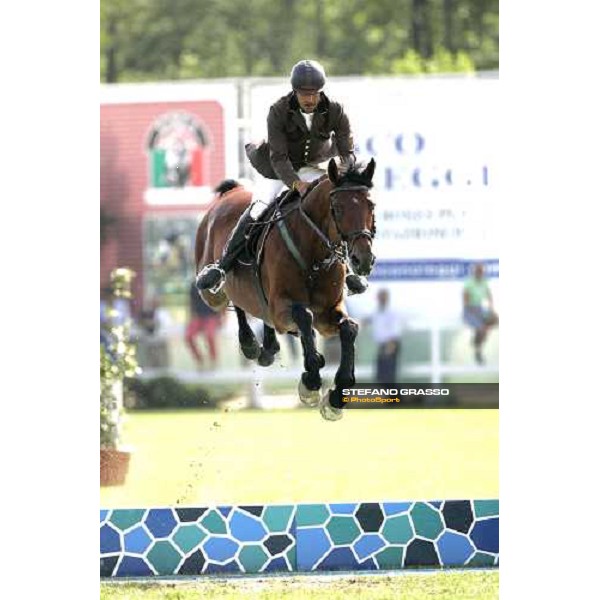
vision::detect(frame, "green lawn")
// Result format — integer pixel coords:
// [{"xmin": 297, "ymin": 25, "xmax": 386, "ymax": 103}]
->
[
  {"xmin": 101, "ymin": 408, "xmax": 498, "ymax": 507},
  {"xmin": 100, "ymin": 571, "xmax": 498, "ymax": 599}
]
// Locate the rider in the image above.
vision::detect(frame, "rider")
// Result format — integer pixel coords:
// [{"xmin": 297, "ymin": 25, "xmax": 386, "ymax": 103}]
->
[{"xmin": 196, "ymin": 59, "xmax": 368, "ymax": 295}]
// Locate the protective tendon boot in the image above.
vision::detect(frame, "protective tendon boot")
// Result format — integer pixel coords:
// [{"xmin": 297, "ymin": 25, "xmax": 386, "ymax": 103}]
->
[
  {"xmin": 346, "ymin": 273, "xmax": 369, "ymax": 295},
  {"xmin": 196, "ymin": 206, "xmax": 254, "ymax": 293}
]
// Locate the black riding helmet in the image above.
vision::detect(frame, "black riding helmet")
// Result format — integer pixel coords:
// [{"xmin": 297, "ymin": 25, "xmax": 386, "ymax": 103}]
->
[{"xmin": 290, "ymin": 60, "xmax": 326, "ymax": 91}]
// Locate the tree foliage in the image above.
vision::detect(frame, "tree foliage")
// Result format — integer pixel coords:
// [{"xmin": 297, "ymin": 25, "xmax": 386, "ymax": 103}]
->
[{"xmin": 101, "ymin": 0, "xmax": 498, "ymax": 82}]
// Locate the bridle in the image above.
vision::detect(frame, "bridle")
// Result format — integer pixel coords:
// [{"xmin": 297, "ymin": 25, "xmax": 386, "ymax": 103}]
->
[{"xmin": 329, "ymin": 185, "xmax": 375, "ymax": 247}]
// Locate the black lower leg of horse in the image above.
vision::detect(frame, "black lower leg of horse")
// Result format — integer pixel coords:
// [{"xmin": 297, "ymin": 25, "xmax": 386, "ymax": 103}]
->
[
  {"xmin": 334, "ymin": 317, "xmax": 359, "ymax": 390},
  {"xmin": 291, "ymin": 304, "xmax": 325, "ymax": 391},
  {"xmin": 234, "ymin": 306, "xmax": 261, "ymax": 360},
  {"xmin": 258, "ymin": 324, "xmax": 281, "ymax": 367}
]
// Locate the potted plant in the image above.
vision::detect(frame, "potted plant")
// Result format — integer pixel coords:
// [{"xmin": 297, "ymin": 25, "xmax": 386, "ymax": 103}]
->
[{"xmin": 100, "ymin": 267, "xmax": 139, "ymax": 486}]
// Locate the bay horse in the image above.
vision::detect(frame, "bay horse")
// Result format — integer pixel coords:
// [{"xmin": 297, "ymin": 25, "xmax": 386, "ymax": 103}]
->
[{"xmin": 194, "ymin": 158, "xmax": 376, "ymax": 420}]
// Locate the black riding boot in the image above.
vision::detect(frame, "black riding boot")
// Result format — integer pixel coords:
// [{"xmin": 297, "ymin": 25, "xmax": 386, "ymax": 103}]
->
[
  {"xmin": 346, "ymin": 273, "xmax": 369, "ymax": 295},
  {"xmin": 196, "ymin": 207, "xmax": 254, "ymax": 292}
]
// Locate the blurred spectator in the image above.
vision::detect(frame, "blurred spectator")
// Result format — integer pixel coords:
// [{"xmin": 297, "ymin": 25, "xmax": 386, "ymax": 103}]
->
[
  {"xmin": 136, "ymin": 296, "xmax": 171, "ymax": 369},
  {"xmin": 463, "ymin": 263, "xmax": 499, "ymax": 364},
  {"xmin": 185, "ymin": 282, "xmax": 223, "ymax": 369},
  {"xmin": 370, "ymin": 288, "xmax": 403, "ymax": 384}
]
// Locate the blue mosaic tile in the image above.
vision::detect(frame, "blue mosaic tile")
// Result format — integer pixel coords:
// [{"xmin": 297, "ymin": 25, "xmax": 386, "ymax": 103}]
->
[
  {"xmin": 264, "ymin": 534, "xmax": 294, "ymax": 556},
  {"xmin": 203, "ymin": 537, "xmax": 240, "ymax": 562},
  {"xmin": 437, "ymin": 531, "xmax": 476, "ymax": 566},
  {"xmin": 100, "ymin": 510, "xmax": 108, "ymax": 523},
  {"xmin": 100, "ymin": 524, "xmax": 121, "ymax": 554},
  {"xmin": 145, "ymin": 509, "xmax": 177, "ymax": 539},
  {"xmin": 329, "ymin": 503, "xmax": 357, "ymax": 515},
  {"xmin": 442, "ymin": 501, "xmax": 474, "ymax": 534},
  {"xmin": 116, "ymin": 556, "xmax": 154, "ymax": 577},
  {"xmin": 124, "ymin": 526, "xmax": 152, "ymax": 554},
  {"xmin": 230, "ymin": 509, "xmax": 268, "ymax": 542},
  {"xmin": 430, "ymin": 501, "xmax": 443, "ymax": 509},
  {"xmin": 264, "ymin": 556, "xmax": 289, "ymax": 572},
  {"xmin": 204, "ymin": 560, "xmax": 240, "ymax": 574},
  {"xmin": 218, "ymin": 506, "xmax": 232, "ymax": 518},
  {"xmin": 474, "ymin": 500, "xmax": 499, "ymax": 519},
  {"xmin": 318, "ymin": 548, "xmax": 378, "ymax": 571},
  {"xmin": 354, "ymin": 534, "xmax": 386, "ymax": 560},
  {"xmin": 296, "ymin": 527, "xmax": 332, "ymax": 570},
  {"xmin": 383, "ymin": 502, "xmax": 412, "ymax": 516},
  {"xmin": 470, "ymin": 518, "xmax": 499, "ymax": 554}
]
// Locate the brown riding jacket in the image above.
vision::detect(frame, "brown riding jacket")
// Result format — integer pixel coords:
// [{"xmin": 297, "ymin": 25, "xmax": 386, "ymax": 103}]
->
[{"xmin": 245, "ymin": 91, "xmax": 355, "ymax": 188}]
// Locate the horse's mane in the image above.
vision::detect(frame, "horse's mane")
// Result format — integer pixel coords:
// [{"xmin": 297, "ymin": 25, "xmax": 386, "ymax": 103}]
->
[
  {"xmin": 335, "ymin": 161, "xmax": 374, "ymax": 189},
  {"xmin": 214, "ymin": 179, "xmax": 241, "ymax": 196}
]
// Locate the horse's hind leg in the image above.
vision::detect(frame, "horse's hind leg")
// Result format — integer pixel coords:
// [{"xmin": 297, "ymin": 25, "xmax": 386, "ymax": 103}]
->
[
  {"xmin": 291, "ymin": 303, "xmax": 325, "ymax": 406},
  {"xmin": 234, "ymin": 306, "xmax": 261, "ymax": 360},
  {"xmin": 258, "ymin": 324, "xmax": 281, "ymax": 367}
]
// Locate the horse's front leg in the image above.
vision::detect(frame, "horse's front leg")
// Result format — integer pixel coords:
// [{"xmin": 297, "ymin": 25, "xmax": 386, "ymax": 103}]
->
[
  {"xmin": 325, "ymin": 316, "xmax": 360, "ymax": 420},
  {"xmin": 234, "ymin": 306, "xmax": 261, "ymax": 360},
  {"xmin": 290, "ymin": 303, "xmax": 325, "ymax": 406},
  {"xmin": 258, "ymin": 324, "xmax": 281, "ymax": 367}
]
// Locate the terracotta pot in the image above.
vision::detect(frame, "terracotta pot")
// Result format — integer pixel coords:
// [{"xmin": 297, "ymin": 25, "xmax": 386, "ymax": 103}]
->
[{"xmin": 100, "ymin": 448, "xmax": 131, "ymax": 486}]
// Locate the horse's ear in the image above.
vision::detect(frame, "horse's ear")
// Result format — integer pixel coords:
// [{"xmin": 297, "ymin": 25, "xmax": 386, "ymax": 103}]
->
[
  {"xmin": 363, "ymin": 158, "xmax": 376, "ymax": 183},
  {"xmin": 328, "ymin": 159, "xmax": 340, "ymax": 185}
]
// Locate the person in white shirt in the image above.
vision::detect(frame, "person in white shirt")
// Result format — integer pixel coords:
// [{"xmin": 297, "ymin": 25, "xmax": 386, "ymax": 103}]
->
[{"xmin": 370, "ymin": 288, "xmax": 403, "ymax": 383}]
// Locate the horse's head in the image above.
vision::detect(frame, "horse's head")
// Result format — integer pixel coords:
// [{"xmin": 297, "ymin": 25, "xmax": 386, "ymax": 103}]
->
[{"xmin": 327, "ymin": 158, "xmax": 377, "ymax": 276}]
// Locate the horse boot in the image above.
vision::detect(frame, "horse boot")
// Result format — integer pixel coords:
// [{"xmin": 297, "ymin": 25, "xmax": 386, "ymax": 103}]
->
[
  {"xmin": 196, "ymin": 206, "xmax": 255, "ymax": 293},
  {"xmin": 346, "ymin": 273, "xmax": 369, "ymax": 295}
]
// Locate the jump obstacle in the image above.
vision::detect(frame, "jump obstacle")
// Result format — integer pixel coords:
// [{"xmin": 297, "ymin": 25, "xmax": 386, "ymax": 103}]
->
[{"xmin": 100, "ymin": 499, "xmax": 499, "ymax": 576}]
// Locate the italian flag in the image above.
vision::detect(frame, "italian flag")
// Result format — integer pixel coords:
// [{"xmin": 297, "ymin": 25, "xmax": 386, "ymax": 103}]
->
[{"xmin": 150, "ymin": 147, "xmax": 205, "ymax": 188}]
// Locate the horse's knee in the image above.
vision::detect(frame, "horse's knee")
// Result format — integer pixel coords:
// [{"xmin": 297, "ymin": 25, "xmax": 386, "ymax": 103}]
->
[{"xmin": 340, "ymin": 317, "xmax": 359, "ymax": 342}]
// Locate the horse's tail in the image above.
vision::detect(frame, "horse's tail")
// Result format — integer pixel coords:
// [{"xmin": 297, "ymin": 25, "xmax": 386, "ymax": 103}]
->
[{"xmin": 214, "ymin": 179, "xmax": 241, "ymax": 197}]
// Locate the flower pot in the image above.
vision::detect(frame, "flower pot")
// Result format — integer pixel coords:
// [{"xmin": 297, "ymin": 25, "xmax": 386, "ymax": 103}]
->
[{"xmin": 100, "ymin": 447, "xmax": 131, "ymax": 486}]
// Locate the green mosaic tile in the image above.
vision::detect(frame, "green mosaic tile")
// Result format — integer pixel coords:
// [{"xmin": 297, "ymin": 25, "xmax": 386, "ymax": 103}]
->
[
  {"xmin": 297, "ymin": 505, "xmax": 330, "ymax": 527},
  {"xmin": 239, "ymin": 545, "xmax": 269, "ymax": 572},
  {"xmin": 381, "ymin": 515, "xmax": 413, "ymax": 544},
  {"xmin": 375, "ymin": 546, "xmax": 404, "ymax": 569},
  {"xmin": 286, "ymin": 544, "xmax": 296, "ymax": 568},
  {"xmin": 200, "ymin": 510, "xmax": 227, "ymax": 534},
  {"xmin": 173, "ymin": 524, "xmax": 207, "ymax": 554},
  {"xmin": 109, "ymin": 509, "xmax": 145, "ymax": 531},
  {"xmin": 474, "ymin": 500, "xmax": 499, "ymax": 519},
  {"xmin": 411, "ymin": 503, "xmax": 444, "ymax": 540},
  {"xmin": 147, "ymin": 540, "xmax": 183, "ymax": 575},
  {"xmin": 326, "ymin": 516, "xmax": 361, "ymax": 545},
  {"xmin": 264, "ymin": 506, "xmax": 294, "ymax": 532},
  {"xmin": 468, "ymin": 551, "xmax": 496, "ymax": 567}
]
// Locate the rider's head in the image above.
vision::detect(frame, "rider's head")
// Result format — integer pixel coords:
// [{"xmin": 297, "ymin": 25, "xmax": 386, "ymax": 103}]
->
[{"xmin": 290, "ymin": 60, "xmax": 326, "ymax": 113}]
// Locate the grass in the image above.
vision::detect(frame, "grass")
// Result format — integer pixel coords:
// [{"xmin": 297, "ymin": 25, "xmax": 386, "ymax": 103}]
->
[
  {"xmin": 100, "ymin": 570, "xmax": 499, "ymax": 599},
  {"xmin": 100, "ymin": 408, "xmax": 498, "ymax": 507}
]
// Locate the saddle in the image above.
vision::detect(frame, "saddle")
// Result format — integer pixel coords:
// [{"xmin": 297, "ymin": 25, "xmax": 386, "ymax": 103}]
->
[{"xmin": 242, "ymin": 188, "xmax": 300, "ymax": 261}]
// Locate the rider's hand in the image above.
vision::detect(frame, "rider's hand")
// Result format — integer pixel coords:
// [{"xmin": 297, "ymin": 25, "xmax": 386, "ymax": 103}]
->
[{"xmin": 293, "ymin": 181, "xmax": 310, "ymax": 196}]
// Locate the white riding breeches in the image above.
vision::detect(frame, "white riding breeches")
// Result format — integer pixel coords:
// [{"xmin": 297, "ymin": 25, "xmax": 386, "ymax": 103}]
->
[{"xmin": 249, "ymin": 165, "xmax": 326, "ymax": 220}]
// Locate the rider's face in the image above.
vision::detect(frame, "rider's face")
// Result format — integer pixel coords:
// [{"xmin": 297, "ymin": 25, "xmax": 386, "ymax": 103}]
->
[{"xmin": 295, "ymin": 89, "xmax": 321, "ymax": 113}]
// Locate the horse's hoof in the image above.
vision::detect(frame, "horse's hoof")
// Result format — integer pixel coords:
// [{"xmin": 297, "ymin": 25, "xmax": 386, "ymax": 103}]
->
[
  {"xmin": 240, "ymin": 341, "xmax": 261, "ymax": 360},
  {"xmin": 319, "ymin": 390, "xmax": 344, "ymax": 421},
  {"xmin": 258, "ymin": 349, "xmax": 275, "ymax": 367},
  {"xmin": 298, "ymin": 379, "xmax": 321, "ymax": 407}
]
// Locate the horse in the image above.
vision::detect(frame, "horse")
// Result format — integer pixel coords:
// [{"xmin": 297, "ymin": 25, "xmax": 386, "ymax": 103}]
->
[{"xmin": 194, "ymin": 158, "xmax": 377, "ymax": 420}]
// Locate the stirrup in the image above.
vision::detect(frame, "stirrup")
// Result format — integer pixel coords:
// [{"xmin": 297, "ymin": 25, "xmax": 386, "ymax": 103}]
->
[{"xmin": 196, "ymin": 264, "xmax": 226, "ymax": 294}]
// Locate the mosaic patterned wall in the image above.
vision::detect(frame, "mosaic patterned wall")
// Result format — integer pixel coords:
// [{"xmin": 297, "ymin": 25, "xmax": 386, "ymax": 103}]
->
[{"xmin": 100, "ymin": 500, "xmax": 498, "ymax": 577}]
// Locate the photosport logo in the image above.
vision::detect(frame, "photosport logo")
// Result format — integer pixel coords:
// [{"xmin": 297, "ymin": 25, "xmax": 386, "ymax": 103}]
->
[{"xmin": 146, "ymin": 112, "xmax": 209, "ymax": 190}]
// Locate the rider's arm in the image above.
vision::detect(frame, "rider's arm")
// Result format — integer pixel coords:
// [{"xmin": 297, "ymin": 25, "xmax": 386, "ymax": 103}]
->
[
  {"xmin": 267, "ymin": 106, "xmax": 300, "ymax": 189},
  {"xmin": 333, "ymin": 104, "xmax": 355, "ymax": 162}
]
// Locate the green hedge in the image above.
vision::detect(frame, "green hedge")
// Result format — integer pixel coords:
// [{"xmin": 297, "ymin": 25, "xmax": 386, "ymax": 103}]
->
[{"xmin": 126, "ymin": 377, "xmax": 232, "ymax": 409}]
